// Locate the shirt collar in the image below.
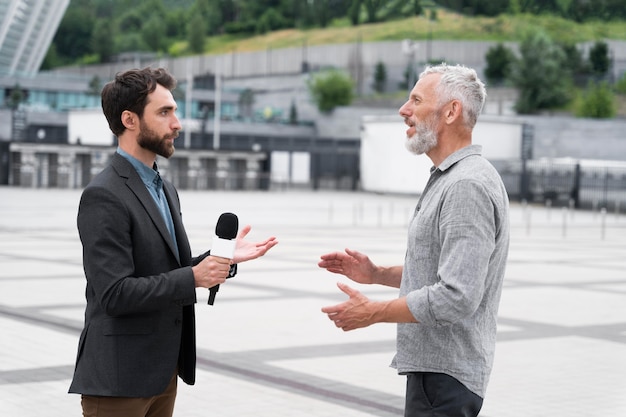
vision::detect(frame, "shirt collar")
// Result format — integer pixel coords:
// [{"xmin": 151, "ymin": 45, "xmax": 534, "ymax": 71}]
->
[
  {"xmin": 116, "ymin": 147, "xmax": 160, "ymax": 190},
  {"xmin": 436, "ymin": 144, "xmax": 483, "ymax": 173}
]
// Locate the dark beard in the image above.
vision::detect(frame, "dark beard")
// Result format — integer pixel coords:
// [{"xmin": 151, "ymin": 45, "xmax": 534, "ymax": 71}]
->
[{"xmin": 137, "ymin": 121, "xmax": 176, "ymax": 158}]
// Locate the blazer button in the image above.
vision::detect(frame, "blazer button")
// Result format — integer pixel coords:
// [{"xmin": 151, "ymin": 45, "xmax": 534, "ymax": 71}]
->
[{"xmin": 175, "ymin": 319, "xmax": 182, "ymax": 326}]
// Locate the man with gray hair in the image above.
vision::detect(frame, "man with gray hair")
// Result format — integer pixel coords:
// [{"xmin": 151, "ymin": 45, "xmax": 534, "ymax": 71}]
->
[{"xmin": 318, "ymin": 63, "xmax": 509, "ymax": 416}]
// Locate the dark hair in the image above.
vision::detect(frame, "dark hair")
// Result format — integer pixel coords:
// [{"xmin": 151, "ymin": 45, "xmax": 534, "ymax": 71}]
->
[{"xmin": 101, "ymin": 67, "xmax": 177, "ymax": 136}]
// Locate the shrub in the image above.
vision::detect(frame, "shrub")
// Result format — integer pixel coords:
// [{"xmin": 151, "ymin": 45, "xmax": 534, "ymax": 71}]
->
[
  {"xmin": 484, "ymin": 43, "xmax": 515, "ymax": 85},
  {"xmin": 373, "ymin": 61, "xmax": 387, "ymax": 93},
  {"xmin": 308, "ymin": 70, "xmax": 354, "ymax": 113},
  {"xmin": 575, "ymin": 81, "xmax": 616, "ymax": 119}
]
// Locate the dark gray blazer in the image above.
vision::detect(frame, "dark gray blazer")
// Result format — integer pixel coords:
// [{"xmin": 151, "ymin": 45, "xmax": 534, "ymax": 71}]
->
[{"xmin": 69, "ymin": 153, "xmax": 207, "ymax": 397}]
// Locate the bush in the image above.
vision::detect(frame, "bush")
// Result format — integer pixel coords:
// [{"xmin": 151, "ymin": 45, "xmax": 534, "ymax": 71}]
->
[
  {"xmin": 373, "ymin": 61, "xmax": 387, "ymax": 93},
  {"xmin": 510, "ymin": 30, "xmax": 571, "ymax": 114},
  {"xmin": 308, "ymin": 69, "xmax": 354, "ymax": 113},
  {"xmin": 615, "ymin": 73, "xmax": 626, "ymax": 95},
  {"xmin": 589, "ymin": 41, "xmax": 610, "ymax": 76},
  {"xmin": 256, "ymin": 9, "xmax": 289, "ymax": 34},
  {"xmin": 575, "ymin": 81, "xmax": 616, "ymax": 119},
  {"xmin": 484, "ymin": 43, "xmax": 515, "ymax": 85}
]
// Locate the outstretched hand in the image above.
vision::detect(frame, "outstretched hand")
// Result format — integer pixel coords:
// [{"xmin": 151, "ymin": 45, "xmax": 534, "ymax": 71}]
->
[
  {"xmin": 321, "ymin": 282, "xmax": 377, "ymax": 331},
  {"xmin": 232, "ymin": 224, "xmax": 278, "ymax": 264},
  {"xmin": 318, "ymin": 248, "xmax": 377, "ymax": 285}
]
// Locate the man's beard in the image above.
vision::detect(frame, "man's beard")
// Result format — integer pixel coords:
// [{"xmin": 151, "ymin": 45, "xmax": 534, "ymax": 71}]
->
[
  {"xmin": 137, "ymin": 120, "xmax": 176, "ymax": 158},
  {"xmin": 405, "ymin": 115, "xmax": 438, "ymax": 155}
]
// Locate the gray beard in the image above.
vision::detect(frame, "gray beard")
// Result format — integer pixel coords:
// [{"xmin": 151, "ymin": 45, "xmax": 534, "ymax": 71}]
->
[{"xmin": 405, "ymin": 123, "xmax": 437, "ymax": 155}]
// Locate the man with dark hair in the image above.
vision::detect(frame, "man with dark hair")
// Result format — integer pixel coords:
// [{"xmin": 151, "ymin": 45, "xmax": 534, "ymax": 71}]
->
[
  {"xmin": 319, "ymin": 64, "xmax": 509, "ymax": 417},
  {"xmin": 69, "ymin": 67, "xmax": 277, "ymax": 417}
]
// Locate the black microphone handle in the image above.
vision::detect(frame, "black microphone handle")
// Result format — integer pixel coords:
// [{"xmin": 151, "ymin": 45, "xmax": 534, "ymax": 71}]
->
[
  {"xmin": 208, "ymin": 284, "xmax": 219, "ymax": 305},
  {"xmin": 209, "ymin": 212, "xmax": 238, "ymax": 305}
]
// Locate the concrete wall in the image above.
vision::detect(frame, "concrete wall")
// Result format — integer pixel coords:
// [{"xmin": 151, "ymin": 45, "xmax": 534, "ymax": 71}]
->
[{"xmin": 49, "ymin": 40, "xmax": 626, "ymax": 87}]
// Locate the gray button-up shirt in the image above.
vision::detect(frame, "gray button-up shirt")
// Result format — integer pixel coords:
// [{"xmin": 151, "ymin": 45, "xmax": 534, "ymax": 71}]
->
[{"xmin": 392, "ymin": 144, "xmax": 510, "ymax": 398}]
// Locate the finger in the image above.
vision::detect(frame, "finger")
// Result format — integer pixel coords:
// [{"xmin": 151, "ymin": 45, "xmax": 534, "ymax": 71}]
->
[
  {"xmin": 209, "ymin": 255, "xmax": 231, "ymax": 265},
  {"xmin": 237, "ymin": 224, "xmax": 252, "ymax": 239},
  {"xmin": 256, "ymin": 236, "xmax": 277, "ymax": 247},
  {"xmin": 317, "ymin": 259, "xmax": 335, "ymax": 268},
  {"xmin": 321, "ymin": 304, "xmax": 342, "ymax": 314},
  {"xmin": 336, "ymin": 282, "xmax": 359, "ymax": 297},
  {"xmin": 319, "ymin": 252, "xmax": 342, "ymax": 261},
  {"xmin": 345, "ymin": 248, "xmax": 366, "ymax": 261},
  {"xmin": 258, "ymin": 239, "xmax": 278, "ymax": 251},
  {"xmin": 321, "ymin": 267, "xmax": 343, "ymax": 274}
]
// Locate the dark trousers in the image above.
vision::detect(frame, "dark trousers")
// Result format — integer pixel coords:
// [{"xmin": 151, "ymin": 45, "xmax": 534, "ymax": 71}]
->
[
  {"xmin": 404, "ymin": 372, "xmax": 483, "ymax": 417},
  {"xmin": 81, "ymin": 371, "xmax": 178, "ymax": 417}
]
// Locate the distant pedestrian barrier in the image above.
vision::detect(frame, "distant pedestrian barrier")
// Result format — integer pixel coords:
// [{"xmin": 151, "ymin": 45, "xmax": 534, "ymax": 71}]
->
[{"xmin": 496, "ymin": 158, "xmax": 626, "ymax": 212}]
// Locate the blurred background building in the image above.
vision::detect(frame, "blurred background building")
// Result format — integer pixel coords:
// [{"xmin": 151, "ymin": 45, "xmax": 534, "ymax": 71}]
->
[
  {"xmin": 2, "ymin": 0, "xmax": 626, "ymax": 212},
  {"xmin": 0, "ymin": 0, "xmax": 70, "ymax": 77}
]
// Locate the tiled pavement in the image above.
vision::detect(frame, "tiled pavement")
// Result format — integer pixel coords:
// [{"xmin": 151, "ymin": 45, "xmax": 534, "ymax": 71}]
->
[{"xmin": 1, "ymin": 187, "xmax": 625, "ymax": 416}]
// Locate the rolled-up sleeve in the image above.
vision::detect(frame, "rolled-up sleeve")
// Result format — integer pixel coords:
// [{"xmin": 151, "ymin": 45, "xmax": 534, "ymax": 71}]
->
[{"xmin": 405, "ymin": 179, "xmax": 496, "ymax": 325}]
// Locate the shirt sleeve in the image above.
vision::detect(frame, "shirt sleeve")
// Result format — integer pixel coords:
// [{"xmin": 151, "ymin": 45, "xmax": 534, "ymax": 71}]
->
[{"xmin": 406, "ymin": 179, "xmax": 496, "ymax": 325}]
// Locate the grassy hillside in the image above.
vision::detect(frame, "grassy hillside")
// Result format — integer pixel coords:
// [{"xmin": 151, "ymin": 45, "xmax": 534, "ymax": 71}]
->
[{"xmin": 169, "ymin": 9, "xmax": 626, "ymax": 56}]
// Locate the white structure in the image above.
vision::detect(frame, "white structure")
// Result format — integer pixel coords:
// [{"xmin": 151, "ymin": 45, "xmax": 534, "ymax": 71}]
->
[
  {"xmin": 68, "ymin": 108, "xmax": 112, "ymax": 146},
  {"xmin": 0, "ymin": 0, "xmax": 70, "ymax": 76},
  {"xmin": 360, "ymin": 115, "xmax": 524, "ymax": 194}
]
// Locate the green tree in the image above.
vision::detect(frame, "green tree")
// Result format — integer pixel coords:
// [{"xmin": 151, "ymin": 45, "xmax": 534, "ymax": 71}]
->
[
  {"xmin": 289, "ymin": 99, "xmax": 298, "ymax": 125},
  {"xmin": 575, "ymin": 81, "xmax": 616, "ymax": 119},
  {"xmin": 187, "ymin": 13, "xmax": 207, "ymax": 53},
  {"xmin": 87, "ymin": 75, "xmax": 102, "ymax": 96},
  {"xmin": 589, "ymin": 41, "xmax": 610, "ymax": 76},
  {"xmin": 509, "ymin": 0, "xmax": 521, "ymax": 14},
  {"xmin": 239, "ymin": 88, "xmax": 255, "ymax": 119},
  {"xmin": 510, "ymin": 31, "xmax": 571, "ymax": 114},
  {"xmin": 412, "ymin": 0, "xmax": 423, "ymax": 15},
  {"xmin": 92, "ymin": 20, "xmax": 114, "ymax": 63},
  {"xmin": 484, "ymin": 43, "xmax": 515, "ymax": 85},
  {"xmin": 190, "ymin": 0, "xmax": 224, "ymax": 35},
  {"xmin": 373, "ymin": 61, "xmax": 387, "ymax": 93},
  {"xmin": 52, "ymin": 7, "xmax": 95, "ymax": 61},
  {"xmin": 142, "ymin": 15, "xmax": 166, "ymax": 52},
  {"xmin": 257, "ymin": 8, "xmax": 289, "ymax": 34},
  {"xmin": 308, "ymin": 69, "xmax": 354, "ymax": 113},
  {"xmin": 615, "ymin": 73, "xmax": 626, "ymax": 95},
  {"xmin": 560, "ymin": 42, "xmax": 591, "ymax": 86},
  {"xmin": 8, "ymin": 84, "xmax": 26, "ymax": 110},
  {"xmin": 436, "ymin": 0, "xmax": 508, "ymax": 16},
  {"xmin": 363, "ymin": 0, "xmax": 383, "ymax": 23},
  {"xmin": 314, "ymin": 0, "xmax": 330, "ymax": 27},
  {"xmin": 348, "ymin": 0, "xmax": 361, "ymax": 25}
]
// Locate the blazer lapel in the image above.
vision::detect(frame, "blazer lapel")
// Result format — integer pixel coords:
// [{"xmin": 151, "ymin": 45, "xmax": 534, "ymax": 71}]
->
[
  {"xmin": 162, "ymin": 181, "xmax": 192, "ymax": 266},
  {"xmin": 111, "ymin": 154, "xmax": 182, "ymax": 264}
]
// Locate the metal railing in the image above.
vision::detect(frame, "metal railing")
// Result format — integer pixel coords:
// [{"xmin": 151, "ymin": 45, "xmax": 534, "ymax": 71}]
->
[{"xmin": 497, "ymin": 159, "xmax": 626, "ymax": 211}]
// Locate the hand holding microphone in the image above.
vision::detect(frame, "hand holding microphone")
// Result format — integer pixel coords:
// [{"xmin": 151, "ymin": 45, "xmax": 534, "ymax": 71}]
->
[
  {"xmin": 207, "ymin": 213, "xmax": 238, "ymax": 305},
  {"xmin": 192, "ymin": 212, "xmax": 278, "ymax": 305}
]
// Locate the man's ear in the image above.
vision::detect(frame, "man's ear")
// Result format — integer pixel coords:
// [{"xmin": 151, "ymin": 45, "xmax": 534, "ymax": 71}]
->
[
  {"xmin": 444, "ymin": 100, "xmax": 462, "ymax": 125},
  {"xmin": 121, "ymin": 110, "xmax": 137, "ymax": 130}
]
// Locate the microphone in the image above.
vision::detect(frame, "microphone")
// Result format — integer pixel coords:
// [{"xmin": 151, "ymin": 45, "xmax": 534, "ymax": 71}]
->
[{"xmin": 208, "ymin": 212, "xmax": 238, "ymax": 305}]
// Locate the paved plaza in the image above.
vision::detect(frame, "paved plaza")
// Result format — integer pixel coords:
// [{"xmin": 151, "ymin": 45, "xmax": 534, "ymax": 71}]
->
[{"xmin": 1, "ymin": 186, "xmax": 625, "ymax": 416}]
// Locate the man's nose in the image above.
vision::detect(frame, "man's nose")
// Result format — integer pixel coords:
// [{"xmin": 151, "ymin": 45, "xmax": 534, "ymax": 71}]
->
[
  {"xmin": 399, "ymin": 101, "xmax": 411, "ymax": 117},
  {"xmin": 172, "ymin": 114, "xmax": 182, "ymax": 130}
]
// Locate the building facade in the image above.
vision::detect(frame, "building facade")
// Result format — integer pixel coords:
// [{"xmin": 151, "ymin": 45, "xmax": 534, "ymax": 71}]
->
[{"xmin": 0, "ymin": 0, "xmax": 70, "ymax": 77}]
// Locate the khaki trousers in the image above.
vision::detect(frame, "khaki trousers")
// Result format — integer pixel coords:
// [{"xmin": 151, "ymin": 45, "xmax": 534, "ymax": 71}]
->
[{"xmin": 81, "ymin": 371, "xmax": 178, "ymax": 417}]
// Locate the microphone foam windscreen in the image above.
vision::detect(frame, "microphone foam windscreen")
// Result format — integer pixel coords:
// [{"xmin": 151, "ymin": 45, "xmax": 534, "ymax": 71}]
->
[{"xmin": 215, "ymin": 212, "xmax": 238, "ymax": 239}]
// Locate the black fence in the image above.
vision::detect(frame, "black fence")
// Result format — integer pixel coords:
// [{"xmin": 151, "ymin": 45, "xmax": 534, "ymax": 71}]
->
[{"xmin": 496, "ymin": 159, "xmax": 626, "ymax": 211}]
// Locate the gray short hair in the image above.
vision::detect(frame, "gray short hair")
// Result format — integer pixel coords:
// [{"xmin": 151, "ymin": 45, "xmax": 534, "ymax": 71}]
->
[{"xmin": 419, "ymin": 63, "xmax": 486, "ymax": 128}]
